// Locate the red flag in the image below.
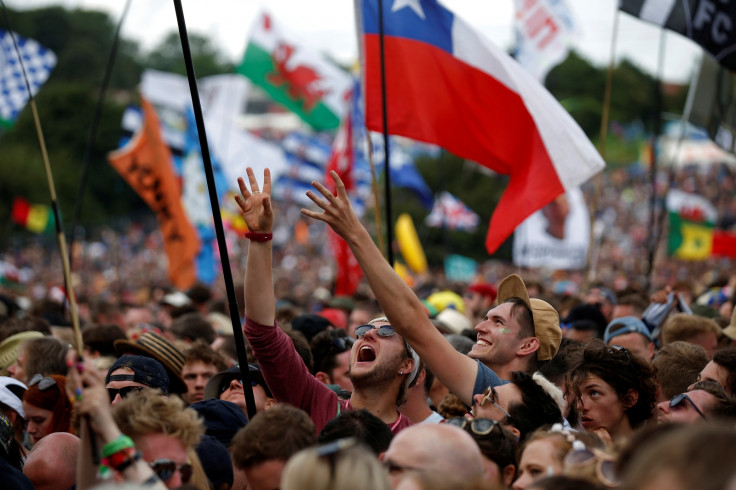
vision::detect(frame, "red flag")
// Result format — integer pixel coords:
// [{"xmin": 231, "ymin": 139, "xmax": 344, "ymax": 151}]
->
[
  {"xmin": 326, "ymin": 90, "xmax": 363, "ymax": 296},
  {"xmin": 108, "ymin": 96, "xmax": 200, "ymax": 289},
  {"xmin": 358, "ymin": 0, "xmax": 604, "ymax": 253}
]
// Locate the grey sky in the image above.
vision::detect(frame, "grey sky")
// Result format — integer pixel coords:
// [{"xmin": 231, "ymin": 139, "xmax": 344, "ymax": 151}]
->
[{"xmin": 7, "ymin": 0, "xmax": 701, "ymax": 84}]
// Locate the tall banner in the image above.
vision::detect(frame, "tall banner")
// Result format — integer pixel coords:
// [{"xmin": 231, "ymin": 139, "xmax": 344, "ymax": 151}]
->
[
  {"xmin": 108, "ymin": 97, "xmax": 200, "ymax": 289},
  {"xmin": 237, "ymin": 11, "xmax": 352, "ymax": 131},
  {"xmin": 357, "ymin": 0, "xmax": 604, "ymax": 255},
  {"xmin": 513, "ymin": 188, "xmax": 590, "ymax": 269},
  {"xmin": 514, "ymin": 0, "xmax": 579, "ymax": 81},
  {"xmin": 620, "ymin": 0, "xmax": 736, "ymax": 72}
]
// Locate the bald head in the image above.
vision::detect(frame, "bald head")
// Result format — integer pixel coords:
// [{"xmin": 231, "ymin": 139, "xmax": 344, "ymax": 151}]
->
[
  {"xmin": 383, "ymin": 424, "xmax": 483, "ymax": 488},
  {"xmin": 23, "ymin": 432, "xmax": 79, "ymax": 490}
]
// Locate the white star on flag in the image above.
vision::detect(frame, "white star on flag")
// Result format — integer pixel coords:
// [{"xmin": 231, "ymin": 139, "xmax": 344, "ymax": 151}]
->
[{"xmin": 392, "ymin": 0, "xmax": 425, "ymax": 19}]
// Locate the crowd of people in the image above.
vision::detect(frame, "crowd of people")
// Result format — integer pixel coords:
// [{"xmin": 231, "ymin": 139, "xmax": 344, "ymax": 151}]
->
[{"xmin": 0, "ymin": 163, "xmax": 736, "ymax": 489}]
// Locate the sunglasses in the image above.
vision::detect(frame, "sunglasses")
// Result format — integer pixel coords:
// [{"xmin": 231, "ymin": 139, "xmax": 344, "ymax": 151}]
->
[
  {"xmin": 564, "ymin": 442, "xmax": 619, "ymax": 487},
  {"xmin": 149, "ymin": 459, "xmax": 193, "ymax": 484},
  {"xmin": 479, "ymin": 386, "xmax": 512, "ymax": 419},
  {"xmin": 445, "ymin": 417, "xmax": 504, "ymax": 438},
  {"xmin": 670, "ymin": 392, "xmax": 707, "ymax": 419},
  {"xmin": 107, "ymin": 386, "xmax": 145, "ymax": 402},
  {"xmin": 355, "ymin": 324, "xmax": 397, "ymax": 338},
  {"xmin": 608, "ymin": 344, "xmax": 631, "ymax": 363},
  {"xmin": 29, "ymin": 374, "xmax": 57, "ymax": 391},
  {"xmin": 219, "ymin": 378, "xmax": 257, "ymax": 395},
  {"xmin": 355, "ymin": 324, "xmax": 414, "ymax": 358}
]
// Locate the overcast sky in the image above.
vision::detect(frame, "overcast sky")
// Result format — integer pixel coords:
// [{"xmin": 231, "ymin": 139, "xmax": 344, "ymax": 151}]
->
[{"xmin": 7, "ymin": 0, "xmax": 702, "ymax": 84}]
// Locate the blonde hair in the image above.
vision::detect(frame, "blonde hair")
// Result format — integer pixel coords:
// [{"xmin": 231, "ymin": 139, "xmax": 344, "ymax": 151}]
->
[
  {"xmin": 112, "ymin": 389, "xmax": 203, "ymax": 449},
  {"xmin": 281, "ymin": 441, "xmax": 390, "ymax": 490}
]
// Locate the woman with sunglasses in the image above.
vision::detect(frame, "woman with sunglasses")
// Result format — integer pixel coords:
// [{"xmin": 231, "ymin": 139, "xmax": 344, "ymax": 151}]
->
[
  {"xmin": 21, "ymin": 374, "xmax": 73, "ymax": 445},
  {"xmin": 513, "ymin": 425, "xmax": 603, "ymax": 490},
  {"xmin": 566, "ymin": 340, "xmax": 656, "ymax": 442}
]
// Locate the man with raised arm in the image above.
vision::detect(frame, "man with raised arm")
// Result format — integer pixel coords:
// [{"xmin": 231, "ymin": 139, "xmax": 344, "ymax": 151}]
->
[
  {"xmin": 235, "ymin": 168, "xmax": 416, "ymax": 434},
  {"xmin": 302, "ymin": 172, "xmax": 561, "ymax": 406}
]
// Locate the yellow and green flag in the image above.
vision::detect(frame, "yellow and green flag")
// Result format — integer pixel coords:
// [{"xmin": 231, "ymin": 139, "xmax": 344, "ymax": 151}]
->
[
  {"xmin": 11, "ymin": 197, "xmax": 55, "ymax": 234},
  {"xmin": 667, "ymin": 189, "xmax": 736, "ymax": 260}
]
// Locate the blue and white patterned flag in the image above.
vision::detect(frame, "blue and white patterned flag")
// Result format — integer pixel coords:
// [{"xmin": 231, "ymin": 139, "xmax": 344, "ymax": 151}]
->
[{"xmin": 0, "ymin": 29, "xmax": 56, "ymax": 127}]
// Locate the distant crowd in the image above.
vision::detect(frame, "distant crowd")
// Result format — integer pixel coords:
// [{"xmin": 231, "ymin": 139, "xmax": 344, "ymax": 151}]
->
[{"xmin": 0, "ymin": 163, "xmax": 735, "ymax": 489}]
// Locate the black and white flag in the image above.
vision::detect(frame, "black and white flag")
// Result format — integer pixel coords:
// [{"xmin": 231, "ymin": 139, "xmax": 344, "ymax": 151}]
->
[{"xmin": 620, "ymin": 0, "xmax": 736, "ymax": 72}]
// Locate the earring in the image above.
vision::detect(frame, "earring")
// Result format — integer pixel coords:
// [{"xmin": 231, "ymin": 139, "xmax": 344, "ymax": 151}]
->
[{"xmin": 399, "ymin": 370, "xmax": 404, "ymax": 375}]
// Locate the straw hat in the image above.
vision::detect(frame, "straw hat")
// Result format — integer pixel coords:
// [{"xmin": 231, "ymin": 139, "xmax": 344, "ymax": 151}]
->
[{"xmin": 114, "ymin": 331, "xmax": 186, "ymax": 393}]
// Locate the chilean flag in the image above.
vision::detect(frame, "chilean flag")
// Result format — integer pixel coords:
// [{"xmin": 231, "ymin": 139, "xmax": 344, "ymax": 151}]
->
[{"xmin": 358, "ymin": 0, "xmax": 605, "ymax": 253}]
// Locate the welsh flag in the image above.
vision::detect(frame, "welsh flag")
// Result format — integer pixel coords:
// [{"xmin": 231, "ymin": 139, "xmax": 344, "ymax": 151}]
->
[
  {"xmin": 667, "ymin": 189, "xmax": 736, "ymax": 260},
  {"xmin": 237, "ymin": 11, "xmax": 352, "ymax": 131}
]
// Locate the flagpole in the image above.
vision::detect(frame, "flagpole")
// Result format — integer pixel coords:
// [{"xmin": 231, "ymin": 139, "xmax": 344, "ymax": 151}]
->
[
  {"xmin": 70, "ymin": 0, "xmax": 132, "ymax": 269},
  {"xmin": 645, "ymin": 28, "xmax": 667, "ymax": 291},
  {"xmin": 376, "ymin": 0, "xmax": 395, "ymax": 266},
  {"xmin": 172, "ymin": 0, "xmax": 257, "ymax": 420},
  {"xmin": 584, "ymin": 6, "xmax": 619, "ymax": 290},
  {"xmin": 366, "ymin": 134, "xmax": 386, "ymax": 257}
]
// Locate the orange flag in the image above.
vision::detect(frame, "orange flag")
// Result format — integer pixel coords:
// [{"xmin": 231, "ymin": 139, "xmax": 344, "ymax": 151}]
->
[{"xmin": 108, "ymin": 96, "xmax": 200, "ymax": 289}]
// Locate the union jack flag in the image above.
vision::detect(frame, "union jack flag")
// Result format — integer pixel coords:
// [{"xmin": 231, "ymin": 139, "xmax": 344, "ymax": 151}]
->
[{"xmin": 425, "ymin": 192, "xmax": 479, "ymax": 231}]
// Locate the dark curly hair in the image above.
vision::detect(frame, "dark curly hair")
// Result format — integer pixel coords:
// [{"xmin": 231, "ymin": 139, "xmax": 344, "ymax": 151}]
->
[{"xmin": 567, "ymin": 339, "xmax": 656, "ymax": 428}]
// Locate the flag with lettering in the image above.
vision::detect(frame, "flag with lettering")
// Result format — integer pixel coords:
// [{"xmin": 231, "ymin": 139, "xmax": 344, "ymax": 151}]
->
[
  {"xmin": 620, "ymin": 0, "xmax": 736, "ymax": 71},
  {"xmin": 514, "ymin": 0, "xmax": 579, "ymax": 81},
  {"xmin": 108, "ymin": 96, "xmax": 200, "ymax": 289}
]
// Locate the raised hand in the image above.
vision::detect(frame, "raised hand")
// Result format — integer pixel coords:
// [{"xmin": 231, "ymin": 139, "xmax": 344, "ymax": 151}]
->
[
  {"xmin": 301, "ymin": 171, "xmax": 362, "ymax": 241},
  {"xmin": 235, "ymin": 167, "xmax": 273, "ymax": 233}
]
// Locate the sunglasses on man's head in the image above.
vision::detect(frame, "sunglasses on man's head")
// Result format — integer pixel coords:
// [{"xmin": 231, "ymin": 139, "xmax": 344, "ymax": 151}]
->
[
  {"xmin": 354, "ymin": 324, "xmax": 397, "ymax": 339},
  {"xmin": 107, "ymin": 385, "xmax": 145, "ymax": 402},
  {"xmin": 29, "ymin": 374, "xmax": 57, "ymax": 391},
  {"xmin": 670, "ymin": 392, "xmax": 707, "ymax": 419},
  {"xmin": 149, "ymin": 459, "xmax": 193, "ymax": 484}
]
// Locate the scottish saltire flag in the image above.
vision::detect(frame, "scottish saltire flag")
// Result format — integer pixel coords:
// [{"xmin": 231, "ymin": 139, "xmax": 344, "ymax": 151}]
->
[
  {"xmin": 0, "ymin": 29, "xmax": 56, "ymax": 127},
  {"xmin": 358, "ymin": 0, "xmax": 604, "ymax": 254},
  {"xmin": 514, "ymin": 0, "xmax": 579, "ymax": 81},
  {"xmin": 620, "ymin": 0, "xmax": 736, "ymax": 71},
  {"xmin": 425, "ymin": 192, "xmax": 480, "ymax": 231}
]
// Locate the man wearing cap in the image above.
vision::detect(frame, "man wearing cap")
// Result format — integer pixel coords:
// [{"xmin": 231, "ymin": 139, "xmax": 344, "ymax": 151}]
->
[
  {"xmin": 302, "ymin": 171, "xmax": 562, "ymax": 408},
  {"xmin": 105, "ymin": 354, "xmax": 170, "ymax": 406},
  {"xmin": 203, "ymin": 364, "xmax": 275, "ymax": 416},
  {"xmin": 604, "ymin": 316, "xmax": 656, "ymax": 362},
  {"xmin": 114, "ymin": 331, "xmax": 187, "ymax": 394},
  {"xmin": 237, "ymin": 168, "xmax": 417, "ymax": 435}
]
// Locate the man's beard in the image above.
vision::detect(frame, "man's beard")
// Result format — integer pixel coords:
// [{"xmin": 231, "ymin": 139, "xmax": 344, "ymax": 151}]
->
[{"xmin": 350, "ymin": 350, "xmax": 405, "ymax": 391}]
